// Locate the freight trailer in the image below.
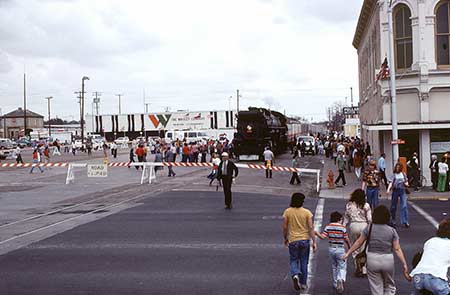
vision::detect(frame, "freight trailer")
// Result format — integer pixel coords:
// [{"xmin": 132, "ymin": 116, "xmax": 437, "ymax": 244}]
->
[{"xmin": 86, "ymin": 110, "xmax": 236, "ymax": 142}]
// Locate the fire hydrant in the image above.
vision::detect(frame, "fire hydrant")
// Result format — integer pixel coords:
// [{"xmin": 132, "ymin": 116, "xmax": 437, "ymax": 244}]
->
[{"xmin": 327, "ymin": 170, "xmax": 335, "ymax": 189}]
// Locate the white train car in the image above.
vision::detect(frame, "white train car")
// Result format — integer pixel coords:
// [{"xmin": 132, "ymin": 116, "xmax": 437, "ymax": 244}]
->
[{"xmin": 287, "ymin": 119, "xmax": 303, "ymax": 144}]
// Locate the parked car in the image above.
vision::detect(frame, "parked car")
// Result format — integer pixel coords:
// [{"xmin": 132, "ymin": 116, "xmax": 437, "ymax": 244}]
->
[
  {"xmin": 73, "ymin": 139, "xmax": 85, "ymax": 149},
  {"xmin": 0, "ymin": 138, "xmax": 17, "ymax": 150},
  {"xmin": 114, "ymin": 136, "xmax": 130, "ymax": 145},
  {"xmin": 0, "ymin": 149, "xmax": 12, "ymax": 160},
  {"xmin": 16, "ymin": 138, "xmax": 31, "ymax": 148},
  {"xmin": 297, "ymin": 136, "xmax": 316, "ymax": 155},
  {"xmin": 135, "ymin": 136, "xmax": 146, "ymax": 143}
]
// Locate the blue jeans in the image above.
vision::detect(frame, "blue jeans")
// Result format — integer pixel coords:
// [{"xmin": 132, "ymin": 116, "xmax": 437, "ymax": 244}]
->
[
  {"xmin": 390, "ymin": 188, "xmax": 408, "ymax": 225},
  {"xmin": 288, "ymin": 240, "xmax": 310, "ymax": 284},
  {"xmin": 329, "ymin": 246, "xmax": 347, "ymax": 288},
  {"xmin": 412, "ymin": 274, "xmax": 450, "ymax": 295},
  {"xmin": 30, "ymin": 160, "xmax": 43, "ymax": 173},
  {"xmin": 366, "ymin": 187, "xmax": 379, "ymax": 208}
]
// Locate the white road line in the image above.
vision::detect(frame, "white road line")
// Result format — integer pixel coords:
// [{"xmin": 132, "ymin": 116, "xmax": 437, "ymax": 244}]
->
[
  {"xmin": 306, "ymin": 198, "xmax": 325, "ymax": 294},
  {"xmin": 409, "ymin": 201, "xmax": 439, "ymax": 229}
]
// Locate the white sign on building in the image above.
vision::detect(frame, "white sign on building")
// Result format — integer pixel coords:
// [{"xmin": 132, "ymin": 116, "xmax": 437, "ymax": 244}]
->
[{"xmin": 431, "ymin": 142, "xmax": 450, "ymax": 154}]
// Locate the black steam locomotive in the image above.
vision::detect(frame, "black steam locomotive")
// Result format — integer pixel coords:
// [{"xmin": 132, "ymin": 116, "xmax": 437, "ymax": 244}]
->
[{"xmin": 233, "ymin": 107, "xmax": 301, "ymax": 161}]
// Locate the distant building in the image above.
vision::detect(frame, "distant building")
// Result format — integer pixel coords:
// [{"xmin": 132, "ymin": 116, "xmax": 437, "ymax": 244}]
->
[
  {"xmin": 344, "ymin": 118, "xmax": 361, "ymax": 138},
  {"xmin": 354, "ymin": 0, "xmax": 450, "ymax": 181},
  {"xmin": 0, "ymin": 107, "xmax": 44, "ymax": 139}
]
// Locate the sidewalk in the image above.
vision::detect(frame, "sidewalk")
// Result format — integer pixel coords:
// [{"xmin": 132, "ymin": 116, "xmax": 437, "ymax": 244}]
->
[{"xmin": 319, "ymin": 156, "xmax": 449, "ymax": 201}]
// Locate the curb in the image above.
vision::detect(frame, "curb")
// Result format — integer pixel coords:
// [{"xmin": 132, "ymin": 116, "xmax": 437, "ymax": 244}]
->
[
  {"xmin": 408, "ymin": 196, "xmax": 449, "ymax": 201},
  {"xmin": 317, "ymin": 191, "xmax": 449, "ymax": 201}
]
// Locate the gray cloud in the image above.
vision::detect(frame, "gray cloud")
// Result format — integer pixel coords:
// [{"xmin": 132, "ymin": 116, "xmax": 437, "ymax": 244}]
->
[
  {"xmin": 0, "ymin": 1, "xmax": 160, "ymax": 68},
  {"xmin": 286, "ymin": 0, "xmax": 362, "ymax": 24},
  {"xmin": 0, "ymin": 0, "xmax": 359, "ymax": 121},
  {"xmin": 0, "ymin": 52, "xmax": 12, "ymax": 73}
]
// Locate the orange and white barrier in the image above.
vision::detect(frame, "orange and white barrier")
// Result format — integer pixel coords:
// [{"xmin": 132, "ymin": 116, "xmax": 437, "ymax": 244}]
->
[
  {"xmin": 147, "ymin": 162, "xmax": 321, "ymax": 192},
  {"xmin": 0, "ymin": 161, "xmax": 321, "ymax": 192},
  {"xmin": 0, "ymin": 162, "xmax": 69, "ymax": 168}
]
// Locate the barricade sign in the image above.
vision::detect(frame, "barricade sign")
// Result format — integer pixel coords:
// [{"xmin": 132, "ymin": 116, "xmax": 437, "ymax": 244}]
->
[{"xmin": 87, "ymin": 164, "xmax": 108, "ymax": 178}]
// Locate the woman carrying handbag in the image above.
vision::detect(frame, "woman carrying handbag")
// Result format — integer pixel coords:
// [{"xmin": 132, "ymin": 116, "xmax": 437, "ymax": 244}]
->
[
  {"xmin": 343, "ymin": 205, "xmax": 410, "ymax": 295},
  {"xmin": 343, "ymin": 189, "xmax": 372, "ymax": 277}
]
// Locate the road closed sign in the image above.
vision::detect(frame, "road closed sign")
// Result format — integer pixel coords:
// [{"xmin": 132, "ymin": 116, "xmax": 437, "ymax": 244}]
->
[{"xmin": 87, "ymin": 164, "xmax": 108, "ymax": 177}]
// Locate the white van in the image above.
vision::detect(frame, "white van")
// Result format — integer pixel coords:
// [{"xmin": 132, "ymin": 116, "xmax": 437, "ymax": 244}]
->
[
  {"xmin": 164, "ymin": 131, "xmax": 184, "ymax": 142},
  {"xmin": 165, "ymin": 130, "xmax": 209, "ymax": 143},
  {"xmin": 183, "ymin": 131, "xmax": 209, "ymax": 143}
]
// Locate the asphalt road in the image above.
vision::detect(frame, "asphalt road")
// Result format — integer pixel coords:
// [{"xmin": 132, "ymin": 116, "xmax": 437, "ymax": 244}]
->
[
  {"xmin": 0, "ymin": 153, "xmax": 448, "ymax": 294},
  {"xmin": 0, "ymin": 191, "xmax": 315, "ymax": 295}
]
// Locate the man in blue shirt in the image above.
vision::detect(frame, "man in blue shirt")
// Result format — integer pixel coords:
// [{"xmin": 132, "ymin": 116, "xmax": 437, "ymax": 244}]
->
[{"xmin": 378, "ymin": 153, "xmax": 388, "ymax": 189}]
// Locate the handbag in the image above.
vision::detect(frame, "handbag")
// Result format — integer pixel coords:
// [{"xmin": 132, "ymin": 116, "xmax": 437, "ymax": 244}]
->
[{"xmin": 355, "ymin": 223, "xmax": 372, "ymax": 271}]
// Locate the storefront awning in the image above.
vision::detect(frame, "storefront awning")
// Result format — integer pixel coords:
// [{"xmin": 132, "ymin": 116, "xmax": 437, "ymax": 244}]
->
[{"xmin": 362, "ymin": 122, "xmax": 450, "ymax": 131}]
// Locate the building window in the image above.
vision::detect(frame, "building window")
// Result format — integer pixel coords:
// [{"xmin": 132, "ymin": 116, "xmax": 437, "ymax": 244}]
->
[
  {"xmin": 394, "ymin": 4, "xmax": 413, "ymax": 69},
  {"xmin": 436, "ymin": 1, "xmax": 450, "ymax": 66}
]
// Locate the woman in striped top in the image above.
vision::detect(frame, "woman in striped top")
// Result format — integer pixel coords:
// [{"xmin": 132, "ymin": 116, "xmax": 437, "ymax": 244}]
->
[{"xmin": 316, "ymin": 212, "xmax": 351, "ymax": 294}]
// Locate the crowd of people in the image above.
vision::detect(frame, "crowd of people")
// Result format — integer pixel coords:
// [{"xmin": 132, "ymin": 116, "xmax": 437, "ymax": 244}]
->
[
  {"xmin": 283, "ymin": 134, "xmax": 450, "ymax": 294},
  {"xmin": 283, "ymin": 191, "xmax": 450, "ymax": 295}
]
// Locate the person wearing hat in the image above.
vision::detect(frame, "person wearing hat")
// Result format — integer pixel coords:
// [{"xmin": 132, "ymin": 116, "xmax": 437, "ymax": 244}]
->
[{"xmin": 217, "ymin": 152, "xmax": 239, "ymax": 209}]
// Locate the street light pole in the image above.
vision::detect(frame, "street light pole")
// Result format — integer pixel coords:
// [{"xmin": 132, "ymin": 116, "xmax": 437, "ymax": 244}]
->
[
  {"xmin": 23, "ymin": 72, "xmax": 27, "ymax": 138},
  {"xmin": 81, "ymin": 76, "xmax": 89, "ymax": 144},
  {"xmin": 387, "ymin": 0, "xmax": 400, "ymax": 165},
  {"xmin": 45, "ymin": 96, "xmax": 53, "ymax": 137}
]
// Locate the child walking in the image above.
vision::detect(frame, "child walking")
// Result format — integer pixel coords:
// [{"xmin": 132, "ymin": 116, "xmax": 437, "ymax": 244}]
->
[{"xmin": 315, "ymin": 211, "xmax": 351, "ymax": 294}]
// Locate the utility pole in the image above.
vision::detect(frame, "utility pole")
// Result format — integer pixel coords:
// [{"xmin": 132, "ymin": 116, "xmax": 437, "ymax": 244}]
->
[
  {"xmin": 45, "ymin": 96, "xmax": 53, "ymax": 137},
  {"xmin": 143, "ymin": 88, "xmax": 146, "ymax": 110},
  {"xmin": 23, "ymin": 72, "xmax": 27, "ymax": 138},
  {"xmin": 92, "ymin": 92, "xmax": 101, "ymax": 134},
  {"xmin": 236, "ymin": 89, "xmax": 240, "ymax": 113},
  {"xmin": 387, "ymin": 0, "xmax": 400, "ymax": 165},
  {"xmin": 115, "ymin": 94, "xmax": 123, "ymax": 114},
  {"xmin": 145, "ymin": 103, "xmax": 151, "ymax": 113},
  {"xmin": 350, "ymin": 87, "xmax": 354, "ymax": 107},
  {"xmin": 81, "ymin": 76, "xmax": 89, "ymax": 144},
  {"xmin": 75, "ymin": 91, "xmax": 82, "ymax": 118},
  {"xmin": 92, "ymin": 91, "xmax": 101, "ymax": 115}
]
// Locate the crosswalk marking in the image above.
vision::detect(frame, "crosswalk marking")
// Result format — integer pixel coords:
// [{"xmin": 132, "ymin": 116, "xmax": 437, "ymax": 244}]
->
[
  {"xmin": 306, "ymin": 198, "xmax": 325, "ymax": 294},
  {"xmin": 409, "ymin": 201, "xmax": 439, "ymax": 229}
]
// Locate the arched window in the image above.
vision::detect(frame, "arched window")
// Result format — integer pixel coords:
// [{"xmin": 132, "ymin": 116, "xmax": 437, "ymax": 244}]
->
[
  {"xmin": 436, "ymin": 1, "xmax": 450, "ymax": 66},
  {"xmin": 394, "ymin": 4, "xmax": 413, "ymax": 69}
]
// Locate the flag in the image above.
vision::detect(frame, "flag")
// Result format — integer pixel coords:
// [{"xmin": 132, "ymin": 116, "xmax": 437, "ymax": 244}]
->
[{"xmin": 376, "ymin": 57, "xmax": 390, "ymax": 81}]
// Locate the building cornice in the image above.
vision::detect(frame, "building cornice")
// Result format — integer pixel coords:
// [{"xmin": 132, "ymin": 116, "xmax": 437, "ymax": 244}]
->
[{"xmin": 353, "ymin": 0, "xmax": 378, "ymax": 49}]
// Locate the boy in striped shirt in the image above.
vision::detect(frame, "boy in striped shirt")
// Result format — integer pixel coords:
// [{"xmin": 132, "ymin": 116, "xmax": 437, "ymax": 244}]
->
[{"xmin": 315, "ymin": 211, "xmax": 351, "ymax": 294}]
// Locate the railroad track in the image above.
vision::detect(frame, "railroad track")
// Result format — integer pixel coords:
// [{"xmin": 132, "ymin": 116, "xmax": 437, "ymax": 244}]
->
[{"xmin": 0, "ymin": 167, "xmax": 210, "ymax": 247}]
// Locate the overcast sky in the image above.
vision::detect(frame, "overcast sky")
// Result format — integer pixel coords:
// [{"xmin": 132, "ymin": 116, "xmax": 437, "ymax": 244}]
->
[{"xmin": 0, "ymin": 0, "xmax": 362, "ymax": 122}]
